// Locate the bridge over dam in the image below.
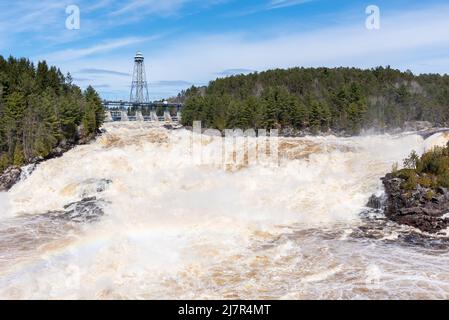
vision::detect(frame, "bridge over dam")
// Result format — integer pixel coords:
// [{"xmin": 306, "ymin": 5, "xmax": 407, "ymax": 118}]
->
[
  {"xmin": 103, "ymin": 51, "xmax": 184, "ymax": 123},
  {"xmin": 103, "ymin": 100, "xmax": 184, "ymax": 122}
]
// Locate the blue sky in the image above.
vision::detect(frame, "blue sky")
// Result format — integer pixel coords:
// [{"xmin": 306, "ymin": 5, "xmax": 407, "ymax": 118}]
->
[{"xmin": 1, "ymin": 0, "xmax": 449, "ymax": 100}]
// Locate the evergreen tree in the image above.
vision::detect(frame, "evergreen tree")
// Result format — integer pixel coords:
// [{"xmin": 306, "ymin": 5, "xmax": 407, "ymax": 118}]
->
[
  {"xmin": 177, "ymin": 66, "xmax": 449, "ymax": 133},
  {"xmin": 0, "ymin": 56, "xmax": 104, "ymax": 173},
  {"xmin": 292, "ymin": 99, "xmax": 308, "ymax": 129},
  {"xmin": 13, "ymin": 143, "xmax": 25, "ymax": 166},
  {"xmin": 84, "ymin": 85, "xmax": 104, "ymax": 129},
  {"xmin": 261, "ymin": 89, "xmax": 279, "ymax": 129},
  {"xmin": 0, "ymin": 154, "xmax": 9, "ymax": 172}
]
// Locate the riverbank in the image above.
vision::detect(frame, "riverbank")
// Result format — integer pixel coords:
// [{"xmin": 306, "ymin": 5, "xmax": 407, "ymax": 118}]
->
[{"xmin": 0, "ymin": 129, "xmax": 103, "ymax": 192}]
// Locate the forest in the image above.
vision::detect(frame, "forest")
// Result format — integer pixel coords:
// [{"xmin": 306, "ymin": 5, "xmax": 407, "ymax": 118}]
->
[
  {"xmin": 0, "ymin": 55, "xmax": 104, "ymax": 173},
  {"xmin": 177, "ymin": 67, "xmax": 449, "ymax": 134}
]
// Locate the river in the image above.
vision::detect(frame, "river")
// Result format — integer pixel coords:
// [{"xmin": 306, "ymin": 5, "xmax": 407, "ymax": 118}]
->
[{"xmin": 1, "ymin": 122, "xmax": 449, "ymax": 299}]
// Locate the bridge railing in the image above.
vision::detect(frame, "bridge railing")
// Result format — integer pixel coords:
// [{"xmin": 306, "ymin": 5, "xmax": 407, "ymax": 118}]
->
[
  {"xmin": 103, "ymin": 100, "xmax": 184, "ymax": 123},
  {"xmin": 102, "ymin": 100, "xmax": 184, "ymax": 110}
]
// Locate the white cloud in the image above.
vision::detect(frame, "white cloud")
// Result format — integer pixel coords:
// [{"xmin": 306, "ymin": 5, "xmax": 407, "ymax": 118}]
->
[
  {"xmin": 85, "ymin": 0, "xmax": 115, "ymax": 13},
  {"xmin": 268, "ymin": 0, "xmax": 314, "ymax": 10},
  {"xmin": 141, "ymin": 5, "xmax": 449, "ymax": 83},
  {"xmin": 110, "ymin": 0, "xmax": 187, "ymax": 17},
  {"xmin": 40, "ymin": 35, "xmax": 162, "ymax": 62},
  {"xmin": 36, "ymin": 4, "xmax": 449, "ymax": 100},
  {"xmin": 229, "ymin": 0, "xmax": 314, "ymax": 16},
  {"xmin": 218, "ymin": 69, "xmax": 256, "ymax": 76},
  {"xmin": 0, "ymin": 0, "xmax": 215, "ymax": 52},
  {"xmin": 108, "ymin": 0, "xmax": 228, "ymax": 20},
  {"xmin": 0, "ymin": 0, "xmax": 65, "ymax": 32},
  {"xmin": 0, "ymin": 0, "xmax": 67, "ymax": 50},
  {"xmin": 78, "ymin": 68, "xmax": 131, "ymax": 76}
]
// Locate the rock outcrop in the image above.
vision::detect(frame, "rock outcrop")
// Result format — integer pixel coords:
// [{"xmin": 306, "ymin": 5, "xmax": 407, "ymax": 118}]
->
[
  {"xmin": 382, "ymin": 173, "xmax": 449, "ymax": 233},
  {"xmin": 46, "ymin": 197, "xmax": 106, "ymax": 223},
  {"xmin": 0, "ymin": 166, "xmax": 22, "ymax": 192}
]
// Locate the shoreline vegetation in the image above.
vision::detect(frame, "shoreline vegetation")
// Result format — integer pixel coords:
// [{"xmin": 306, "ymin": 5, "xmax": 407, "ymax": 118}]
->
[
  {"xmin": 0, "ymin": 55, "xmax": 104, "ymax": 190},
  {"xmin": 176, "ymin": 66, "xmax": 449, "ymax": 135}
]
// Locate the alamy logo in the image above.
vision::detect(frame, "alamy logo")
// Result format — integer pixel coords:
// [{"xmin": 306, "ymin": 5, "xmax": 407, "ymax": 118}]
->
[
  {"xmin": 189, "ymin": 121, "xmax": 279, "ymax": 169},
  {"xmin": 66, "ymin": 5, "xmax": 80, "ymax": 30},
  {"xmin": 365, "ymin": 5, "xmax": 381, "ymax": 30}
]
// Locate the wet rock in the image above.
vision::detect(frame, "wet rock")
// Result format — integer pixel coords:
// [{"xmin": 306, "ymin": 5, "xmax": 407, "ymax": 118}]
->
[
  {"xmin": 80, "ymin": 178, "xmax": 112, "ymax": 197},
  {"xmin": 399, "ymin": 207, "xmax": 423, "ymax": 216},
  {"xmin": 47, "ymin": 197, "xmax": 106, "ymax": 223},
  {"xmin": 367, "ymin": 194, "xmax": 385, "ymax": 209},
  {"xmin": 0, "ymin": 166, "xmax": 22, "ymax": 192},
  {"xmin": 381, "ymin": 173, "xmax": 449, "ymax": 233},
  {"xmin": 164, "ymin": 123, "xmax": 183, "ymax": 130},
  {"xmin": 281, "ymin": 127, "xmax": 299, "ymax": 137},
  {"xmin": 64, "ymin": 197, "xmax": 105, "ymax": 222},
  {"xmin": 95, "ymin": 179, "xmax": 112, "ymax": 193},
  {"xmin": 19, "ymin": 163, "xmax": 37, "ymax": 181},
  {"xmin": 357, "ymin": 207, "xmax": 449, "ymax": 249}
]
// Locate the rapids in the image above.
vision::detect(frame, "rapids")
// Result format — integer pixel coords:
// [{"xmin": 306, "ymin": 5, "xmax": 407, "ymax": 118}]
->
[{"xmin": 0, "ymin": 122, "xmax": 449, "ymax": 299}]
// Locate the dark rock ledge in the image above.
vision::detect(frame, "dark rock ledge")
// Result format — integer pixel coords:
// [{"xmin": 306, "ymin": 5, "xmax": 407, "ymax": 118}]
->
[
  {"xmin": 0, "ymin": 167, "xmax": 22, "ymax": 192},
  {"xmin": 376, "ymin": 173, "xmax": 449, "ymax": 233}
]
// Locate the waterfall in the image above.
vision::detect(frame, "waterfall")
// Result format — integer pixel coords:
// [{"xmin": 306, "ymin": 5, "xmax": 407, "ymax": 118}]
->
[{"xmin": 1, "ymin": 123, "xmax": 449, "ymax": 299}]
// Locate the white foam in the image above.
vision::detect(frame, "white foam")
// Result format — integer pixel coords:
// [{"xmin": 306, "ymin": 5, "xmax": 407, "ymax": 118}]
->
[
  {"xmin": 1, "ymin": 123, "xmax": 449, "ymax": 299},
  {"xmin": 0, "ymin": 192, "xmax": 11, "ymax": 219},
  {"xmin": 424, "ymin": 132, "xmax": 449, "ymax": 151}
]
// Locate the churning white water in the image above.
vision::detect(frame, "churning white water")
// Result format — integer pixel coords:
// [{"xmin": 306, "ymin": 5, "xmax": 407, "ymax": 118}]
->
[
  {"xmin": 0, "ymin": 193, "xmax": 11, "ymax": 220},
  {"xmin": 1, "ymin": 122, "xmax": 449, "ymax": 299}
]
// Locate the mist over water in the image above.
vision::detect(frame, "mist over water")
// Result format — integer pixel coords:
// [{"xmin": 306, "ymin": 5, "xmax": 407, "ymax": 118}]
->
[
  {"xmin": 1, "ymin": 122, "xmax": 449, "ymax": 299},
  {"xmin": 0, "ymin": 193, "xmax": 10, "ymax": 220}
]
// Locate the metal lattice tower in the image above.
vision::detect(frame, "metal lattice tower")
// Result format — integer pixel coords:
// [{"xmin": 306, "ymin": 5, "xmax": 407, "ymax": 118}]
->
[{"xmin": 130, "ymin": 51, "xmax": 150, "ymax": 103}]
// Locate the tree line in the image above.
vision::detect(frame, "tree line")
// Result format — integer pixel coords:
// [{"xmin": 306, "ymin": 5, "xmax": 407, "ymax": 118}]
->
[
  {"xmin": 177, "ymin": 67, "xmax": 449, "ymax": 134},
  {"xmin": 0, "ymin": 55, "xmax": 104, "ymax": 173}
]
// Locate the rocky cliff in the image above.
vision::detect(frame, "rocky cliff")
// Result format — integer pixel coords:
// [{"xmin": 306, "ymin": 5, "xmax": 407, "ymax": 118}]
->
[{"xmin": 381, "ymin": 173, "xmax": 449, "ymax": 233}]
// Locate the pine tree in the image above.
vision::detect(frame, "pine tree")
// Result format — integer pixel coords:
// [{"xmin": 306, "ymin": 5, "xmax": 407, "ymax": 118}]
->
[
  {"xmin": 82, "ymin": 103, "xmax": 97, "ymax": 136},
  {"xmin": 276, "ymin": 87, "xmax": 294, "ymax": 127},
  {"xmin": 292, "ymin": 99, "xmax": 308, "ymax": 129},
  {"xmin": 2, "ymin": 92, "xmax": 26, "ymax": 155},
  {"xmin": 261, "ymin": 87, "xmax": 279, "ymax": 129},
  {"xmin": 0, "ymin": 154, "xmax": 9, "ymax": 172},
  {"xmin": 36, "ymin": 61, "xmax": 49, "ymax": 89},
  {"xmin": 13, "ymin": 143, "xmax": 25, "ymax": 166},
  {"xmin": 84, "ymin": 86, "xmax": 104, "ymax": 129},
  {"xmin": 245, "ymin": 96, "xmax": 261, "ymax": 128},
  {"xmin": 309, "ymin": 101, "xmax": 322, "ymax": 133}
]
